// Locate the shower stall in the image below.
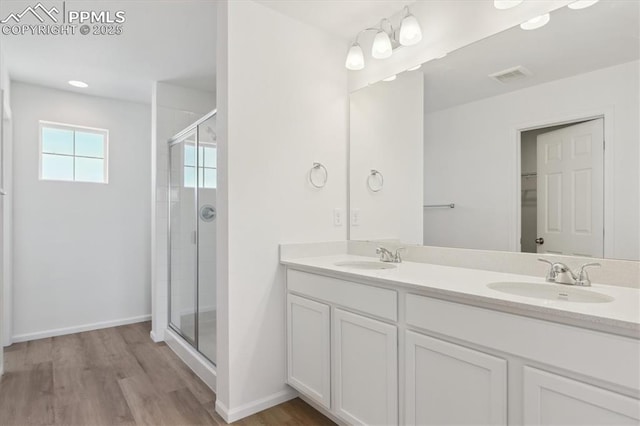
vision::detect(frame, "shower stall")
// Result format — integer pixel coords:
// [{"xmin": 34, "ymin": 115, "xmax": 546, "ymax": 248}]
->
[{"xmin": 167, "ymin": 110, "xmax": 217, "ymax": 365}]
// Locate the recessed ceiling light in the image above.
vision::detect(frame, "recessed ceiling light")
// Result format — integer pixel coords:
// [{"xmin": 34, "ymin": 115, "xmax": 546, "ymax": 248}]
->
[
  {"xmin": 407, "ymin": 65, "xmax": 422, "ymax": 71},
  {"xmin": 520, "ymin": 13, "xmax": 550, "ymax": 30},
  {"xmin": 494, "ymin": 0, "xmax": 524, "ymax": 10},
  {"xmin": 382, "ymin": 75, "xmax": 397, "ymax": 82},
  {"xmin": 568, "ymin": 0, "xmax": 599, "ymax": 10},
  {"xmin": 68, "ymin": 80, "xmax": 88, "ymax": 88}
]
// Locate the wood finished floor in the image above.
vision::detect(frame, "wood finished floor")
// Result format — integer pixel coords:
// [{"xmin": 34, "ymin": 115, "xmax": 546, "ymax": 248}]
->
[{"xmin": 0, "ymin": 321, "xmax": 334, "ymax": 426}]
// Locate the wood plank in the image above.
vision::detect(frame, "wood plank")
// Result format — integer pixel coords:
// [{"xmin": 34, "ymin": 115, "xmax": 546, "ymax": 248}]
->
[
  {"xmin": 166, "ymin": 387, "xmax": 220, "ymax": 425},
  {"xmin": 118, "ymin": 373, "xmax": 174, "ymax": 426},
  {"xmin": 157, "ymin": 344, "xmax": 215, "ymax": 404},
  {"xmin": 25, "ymin": 338, "xmax": 53, "ymax": 366},
  {"xmin": 1, "ymin": 322, "xmax": 335, "ymax": 426},
  {"xmin": 0, "ymin": 361, "xmax": 54, "ymax": 425},
  {"xmin": 3, "ymin": 341, "xmax": 27, "ymax": 372}
]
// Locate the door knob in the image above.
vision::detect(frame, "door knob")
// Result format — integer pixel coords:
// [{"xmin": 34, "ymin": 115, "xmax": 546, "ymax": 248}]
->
[{"xmin": 535, "ymin": 237, "xmax": 544, "ymax": 245}]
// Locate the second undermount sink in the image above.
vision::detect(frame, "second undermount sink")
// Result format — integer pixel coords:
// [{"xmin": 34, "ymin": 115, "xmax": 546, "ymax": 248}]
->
[
  {"xmin": 334, "ymin": 261, "xmax": 397, "ymax": 270},
  {"xmin": 487, "ymin": 281, "xmax": 614, "ymax": 303}
]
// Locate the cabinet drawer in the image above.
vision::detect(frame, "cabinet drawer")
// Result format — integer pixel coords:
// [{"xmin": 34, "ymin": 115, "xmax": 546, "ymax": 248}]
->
[
  {"xmin": 406, "ymin": 294, "xmax": 640, "ymax": 391},
  {"xmin": 523, "ymin": 367, "xmax": 640, "ymax": 425},
  {"xmin": 287, "ymin": 269, "xmax": 397, "ymax": 321}
]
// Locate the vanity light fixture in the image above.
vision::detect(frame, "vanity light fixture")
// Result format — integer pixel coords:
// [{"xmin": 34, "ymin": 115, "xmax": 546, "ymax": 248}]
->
[
  {"xmin": 520, "ymin": 13, "xmax": 550, "ymax": 30},
  {"xmin": 382, "ymin": 75, "xmax": 397, "ymax": 82},
  {"xmin": 399, "ymin": 6, "xmax": 422, "ymax": 46},
  {"xmin": 344, "ymin": 5, "xmax": 422, "ymax": 70},
  {"xmin": 372, "ymin": 22, "xmax": 393, "ymax": 59},
  {"xmin": 494, "ymin": 0, "xmax": 524, "ymax": 10},
  {"xmin": 568, "ymin": 0, "xmax": 599, "ymax": 10},
  {"xmin": 345, "ymin": 43, "xmax": 365, "ymax": 70},
  {"xmin": 68, "ymin": 80, "xmax": 88, "ymax": 88}
]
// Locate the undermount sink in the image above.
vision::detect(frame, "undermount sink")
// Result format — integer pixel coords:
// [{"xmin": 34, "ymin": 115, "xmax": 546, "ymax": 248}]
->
[
  {"xmin": 334, "ymin": 261, "xmax": 397, "ymax": 270},
  {"xmin": 487, "ymin": 281, "xmax": 614, "ymax": 303}
]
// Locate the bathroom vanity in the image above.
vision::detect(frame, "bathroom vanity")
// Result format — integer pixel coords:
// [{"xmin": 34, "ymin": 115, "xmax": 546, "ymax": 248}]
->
[{"xmin": 281, "ymin": 248, "xmax": 640, "ymax": 426}]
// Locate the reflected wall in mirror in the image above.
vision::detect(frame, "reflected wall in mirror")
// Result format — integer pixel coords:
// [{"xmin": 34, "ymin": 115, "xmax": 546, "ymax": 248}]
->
[{"xmin": 349, "ymin": 1, "xmax": 639, "ymax": 260}]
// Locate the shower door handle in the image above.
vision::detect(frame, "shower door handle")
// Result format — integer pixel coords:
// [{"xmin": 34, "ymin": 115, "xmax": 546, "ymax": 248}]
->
[{"xmin": 199, "ymin": 205, "xmax": 216, "ymax": 222}]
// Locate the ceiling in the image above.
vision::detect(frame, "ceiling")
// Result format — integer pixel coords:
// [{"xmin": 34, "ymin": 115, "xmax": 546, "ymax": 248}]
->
[
  {"xmin": 421, "ymin": 0, "xmax": 640, "ymax": 112},
  {"xmin": 256, "ymin": 0, "xmax": 415, "ymax": 41},
  {"xmin": 0, "ymin": 0, "xmax": 216, "ymax": 104}
]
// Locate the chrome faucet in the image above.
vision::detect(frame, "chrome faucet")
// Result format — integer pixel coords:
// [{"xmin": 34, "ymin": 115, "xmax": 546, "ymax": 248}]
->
[
  {"xmin": 538, "ymin": 258, "xmax": 601, "ymax": 287},
  {"xmin": 376, "ymin": 246, "xmax": 405, "ymax": 263}
]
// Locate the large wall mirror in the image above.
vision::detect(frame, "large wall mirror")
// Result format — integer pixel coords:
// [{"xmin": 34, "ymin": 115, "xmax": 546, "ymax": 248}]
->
[{"xmin": 349, "ymin": 1, "xmax": 639, "ymax": 261}]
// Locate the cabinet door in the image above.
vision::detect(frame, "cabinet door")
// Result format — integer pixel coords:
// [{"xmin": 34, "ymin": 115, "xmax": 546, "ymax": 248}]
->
[
  {"xmin": 333, "ymin": 308, "xmax": 398, "ymax": 426},
  {"xmin": 523, "ymin": 366, "xmax": 640, "ymax": 425},
  {"xmin": 287, "ymin": 294, "xmax": 331, "ymax": 409},
  {"xmin": 405, "ymin": 331, "xmax": 507, "ymax": 426}
]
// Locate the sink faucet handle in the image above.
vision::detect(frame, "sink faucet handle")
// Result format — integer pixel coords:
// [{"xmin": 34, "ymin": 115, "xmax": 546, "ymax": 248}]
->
[
  {"xmin": 576, "ymin": 262, "xmax": 601, "ymax": 287},
  {"xmin": 394, "ymin": 247, "xmax": 406, "ymax": 263},
  {"xmin": 376, "ymin": 247, "xmax": 394, "ymax": 262},
  {"xmin": 538, "ymin": 258, "xmax": 556, "ymax": 281}
]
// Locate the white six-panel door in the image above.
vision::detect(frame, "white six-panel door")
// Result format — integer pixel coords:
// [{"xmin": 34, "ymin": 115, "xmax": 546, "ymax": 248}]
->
[
  {"xmin": 333, "ymin": 308, "xmax": 398, "ymax": 426},
  {"xmin": 286, "ymin": 294, "xmax": 331, "ymax": 409},
  {"xmin": 405, "ymin": 331, "xmax": 507, "ymax": 426},
  {"xmin": 536, "ymin": 118, "xmax": 604, "ymax": 256}
]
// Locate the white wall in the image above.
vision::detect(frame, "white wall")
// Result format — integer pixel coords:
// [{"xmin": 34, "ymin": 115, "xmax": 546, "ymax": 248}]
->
[
  {"xmin": 217, "ymin": 0, "xmax": 348, "ymax": 420},
  {"xmin": 150, "ymin": 82, "xmax": 215, "ymax": 343},
  {"xmin": 348, "ymin": 0, "xmax": 572, "ymax": 91},
  {"xmin": 350, "ymin": 71, "xmax": 423, "ymax": 244},
  {"xmin": 11, "ymin": 82, "xmax": 151, "ymax": 340},
  {"xmin": 424, "ymin": 61, "xmax": 640, "ymax": 261}
]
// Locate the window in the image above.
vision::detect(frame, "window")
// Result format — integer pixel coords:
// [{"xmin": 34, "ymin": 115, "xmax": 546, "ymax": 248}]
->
[
  {"xmin": 39, "ymin": 121, "xmax": 108, "ymax": 183},
  {"xmin": 184, "ymin": 143, "xmax": 217, "ymax": 188}
]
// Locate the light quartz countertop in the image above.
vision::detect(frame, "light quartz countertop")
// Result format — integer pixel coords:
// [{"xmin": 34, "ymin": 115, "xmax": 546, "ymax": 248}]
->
[{"xmin": 282, "ymin": 254, "xmax": 640, "ymax": 339}]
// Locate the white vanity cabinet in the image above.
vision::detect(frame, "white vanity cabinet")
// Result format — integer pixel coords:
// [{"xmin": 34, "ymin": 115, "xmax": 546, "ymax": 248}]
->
[
  {"xmin": 286, "ymin": 294, "xmax": 331, "ymax": 409},
  {"xmin": 286, "ymin": 269, "xmax": 399, "ymax": 425},
  {"xmin": 285, "ymin": 266, "xmax": 640, "ymax": 426},
  {"xmin": 404, "ymin": 331, "xmax": 507, "ymax": 426},
  {"xmin": 333, "ymin": 308, "xmax": 398, "ymax": 426}
]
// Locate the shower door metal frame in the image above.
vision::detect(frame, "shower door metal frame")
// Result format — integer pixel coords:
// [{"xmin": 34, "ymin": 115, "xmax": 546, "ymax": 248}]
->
[{"xmin": 167, "ymin": 109, "xmax": 217, "ymax": 361}]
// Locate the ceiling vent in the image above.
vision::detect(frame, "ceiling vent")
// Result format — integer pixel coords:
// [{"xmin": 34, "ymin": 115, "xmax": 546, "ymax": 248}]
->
[{"xmin": 489, "ymin": 65, "xmax": 532, "ymax": 83}]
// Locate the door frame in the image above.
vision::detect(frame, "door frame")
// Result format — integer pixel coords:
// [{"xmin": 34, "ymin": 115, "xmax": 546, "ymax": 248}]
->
[
  {"xmin": 1, "ymin": 90, "xmax": 12, "ymax": 355},
  {"xmin": 510, "ymin": 107, "xmax": 613, "ymax": 258}
]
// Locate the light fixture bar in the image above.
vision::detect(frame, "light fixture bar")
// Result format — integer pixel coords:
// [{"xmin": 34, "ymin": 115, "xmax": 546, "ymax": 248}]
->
[{"xmin": 344, "ymin": 5, "xmax": 422, "ymax": 71}]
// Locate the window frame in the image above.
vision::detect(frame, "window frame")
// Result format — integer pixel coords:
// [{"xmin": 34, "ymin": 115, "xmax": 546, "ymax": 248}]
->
[
  {"xmin": 183, "ymin": 141, "xmax": 217, "ymax": 189},
  {"xmin": 38, "ymin": 120, "xmax": 109, "ymax": 184}
]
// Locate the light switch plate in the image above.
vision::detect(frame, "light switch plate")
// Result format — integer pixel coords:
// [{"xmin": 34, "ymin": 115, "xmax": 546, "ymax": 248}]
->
[{"xmin": 351, "ymin": 209, "xmax": 361, "ymax": 226}]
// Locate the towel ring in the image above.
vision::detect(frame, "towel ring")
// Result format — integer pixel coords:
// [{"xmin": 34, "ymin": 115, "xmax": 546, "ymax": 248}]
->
[
  {"xmin": 367, "ymin": 169, "xmax": 384, "ymax": 192},
  {"xmin": 309, "ymin": 162, "xmax": 328, "ymax": 188}
]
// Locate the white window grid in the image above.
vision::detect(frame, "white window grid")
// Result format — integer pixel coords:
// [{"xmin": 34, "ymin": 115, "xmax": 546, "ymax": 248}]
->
[{"xmin": 38, "ymin": 120, "xmax": 109, "ymax": 183}]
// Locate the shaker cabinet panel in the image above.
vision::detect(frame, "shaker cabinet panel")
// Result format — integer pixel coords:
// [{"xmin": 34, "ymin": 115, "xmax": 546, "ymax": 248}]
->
[
  {"xmin": 333, "ymin": 308, "xmax": 398, "ymax": 426},
  {"xmin": 287, "ymin": 294, "xmax": 331, "ymax": 409},
  {"xmin": 405, "ymin": 331, "xmax": 507, "ymax": 426},
  {"xmin": 523, "ymin": 366, "xmax": 640, "ymax": 425}
]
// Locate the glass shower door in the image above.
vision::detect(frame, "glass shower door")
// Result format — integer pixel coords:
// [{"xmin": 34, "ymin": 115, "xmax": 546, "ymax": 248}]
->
[
  {"xmin": 169, "ymin": 129, "xmax": 198, "ymax": 344},
  {"xmin": 197, "ymin": 114, "xmax": 217, "ymax": 364}
]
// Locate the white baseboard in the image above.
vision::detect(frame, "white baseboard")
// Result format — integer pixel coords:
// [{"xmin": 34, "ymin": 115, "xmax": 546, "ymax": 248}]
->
[
  {"xmin": 297, "ymin": 393, "xmax": 347, "ymax": 426},
  {"xmin": 11, "ymin": 314, "xmax": 151, "ymax": 343},
  {"xmin": 149, "ymin": 329, "xmax": 164, "ymax": 343},
  {"xmin": 165, "ymin": 328, "xmax": 216, "ymax": 392},
  {"xmin": 215, "ymin": 388, "xmax": 298, "ymax": 423}
]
